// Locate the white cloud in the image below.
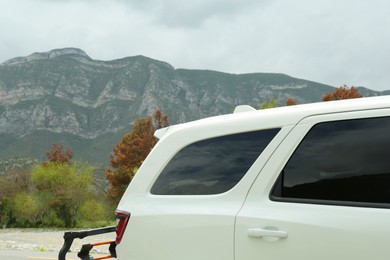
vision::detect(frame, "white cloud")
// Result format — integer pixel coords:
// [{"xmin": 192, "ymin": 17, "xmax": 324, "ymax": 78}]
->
[{"xmin": 1, "ymin": 0, "xmax": 390, "ymax": 90}]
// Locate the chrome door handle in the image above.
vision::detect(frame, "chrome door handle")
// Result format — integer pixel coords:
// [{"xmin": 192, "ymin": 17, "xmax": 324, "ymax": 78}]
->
[{"xmin": 247, "ymin": 228, "xmax": 288, "ymax": 239}]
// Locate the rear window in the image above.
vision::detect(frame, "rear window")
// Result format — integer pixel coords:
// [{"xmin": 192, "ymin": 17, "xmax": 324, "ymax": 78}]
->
[{"xmin": 151, "ymin": 129, "xmax": 280, "ymax": 195}]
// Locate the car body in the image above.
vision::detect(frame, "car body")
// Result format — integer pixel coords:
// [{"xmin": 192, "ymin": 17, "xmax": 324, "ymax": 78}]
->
[{"xmin": 114, "ymin": 96, "xmax": 390, "ymax": 260}]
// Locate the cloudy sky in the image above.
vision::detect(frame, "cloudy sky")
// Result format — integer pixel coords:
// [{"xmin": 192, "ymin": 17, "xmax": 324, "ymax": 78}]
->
[{"xmin": 1, "ymin": 0, "xmax": 390, "ymax": 91}]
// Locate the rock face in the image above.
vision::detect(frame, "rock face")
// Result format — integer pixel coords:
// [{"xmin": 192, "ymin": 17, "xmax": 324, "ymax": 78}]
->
[
  {"xmin": 0, "ymin": 48, "xmax": 384, "ymax": 164},
  {"xmin": 0, "ymin": 48, "xmax": 175, "ymax": 139}
]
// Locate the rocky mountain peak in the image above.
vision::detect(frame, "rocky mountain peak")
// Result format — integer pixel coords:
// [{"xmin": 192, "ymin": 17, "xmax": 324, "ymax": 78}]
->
[
  {"xmin": 43, "ymin": 47, "xmax": 90, "ymax": 59},
  {"xmin": 1, "ymin": 47, "xmax": 90, "ymax": 66}
]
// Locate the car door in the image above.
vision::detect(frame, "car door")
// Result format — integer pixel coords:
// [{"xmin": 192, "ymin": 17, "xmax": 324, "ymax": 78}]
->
[{"xmin": 235, "ymin": 109, "xmax": 390, "ymax": 260}]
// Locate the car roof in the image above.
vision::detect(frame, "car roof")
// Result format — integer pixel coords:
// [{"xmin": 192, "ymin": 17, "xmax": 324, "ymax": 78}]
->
[{"xmin": 155, "ymin": 95, "xmax": 390, "ymax": 140}]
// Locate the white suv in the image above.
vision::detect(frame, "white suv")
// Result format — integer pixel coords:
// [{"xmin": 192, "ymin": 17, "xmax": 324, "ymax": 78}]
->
[{"xmin": 95, "ymin": 96, "xmax": 390, "ymax": 260}]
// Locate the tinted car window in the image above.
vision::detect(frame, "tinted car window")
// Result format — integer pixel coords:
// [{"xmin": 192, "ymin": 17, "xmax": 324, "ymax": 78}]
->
[
  {"xmin": 272, "ymin": 116, "xmax": 390, "ymax": 206},
  {"xmin": 151, "ymin": 129, "xmax": 280, "ymax": 195}
]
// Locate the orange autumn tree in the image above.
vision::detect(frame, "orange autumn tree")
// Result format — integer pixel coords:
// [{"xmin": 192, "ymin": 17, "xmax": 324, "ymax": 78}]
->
[
  {"xmin": 106, "ymin": 109, "xmax": 169, "ymax": 201},
  {"xmin": 322, "ymin": 85, "xmax": 363, "ymax": 101},
  {"xmin": 286, "ymin": 97, "xmax": 297, "ymax": 106},
  {"xmin": 45, "ymin": 143, "xmax": 73, "ymax": 165}
]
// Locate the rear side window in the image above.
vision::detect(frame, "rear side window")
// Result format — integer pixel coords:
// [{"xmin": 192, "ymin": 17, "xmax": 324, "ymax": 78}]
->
[
  {"xmin": 272, "ymin": 116, "xmax": 390, "ymax": 207},
  {"xmin": 151, "ymin": 129, "xmax": 280, "ymax": 195}
]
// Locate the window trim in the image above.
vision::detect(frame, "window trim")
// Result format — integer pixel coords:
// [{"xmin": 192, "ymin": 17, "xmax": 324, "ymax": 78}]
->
[
  {"xmin": 270, "ymin": 194, "xmax": 390, "ymax": 209},
  {"xmin": 270, "ymin": 176, "xmax": 390, "ymax": 209}
]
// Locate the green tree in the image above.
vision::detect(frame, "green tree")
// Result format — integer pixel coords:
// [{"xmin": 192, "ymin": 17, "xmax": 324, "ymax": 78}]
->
[
  {"xmin": 78, "ymin": 199, "xmax": 105, "ymax": 223},
  {"xmin": 259, "ymin": 98, "xmax": 278, "ymax": 109},
  {"xmin": 106, "ymin": 109, "xmax": 169, "ymax": 202},
  {"xmin": 31, "ymin": 161, "xmax": 94, "ymax": 227},
  {"xmin": 10, "ymin": 192, "xmax": 41, "ymax": 226},
  {"xmin": 0, "ymin": 167, "xmax": 33, "ymax": 227}
]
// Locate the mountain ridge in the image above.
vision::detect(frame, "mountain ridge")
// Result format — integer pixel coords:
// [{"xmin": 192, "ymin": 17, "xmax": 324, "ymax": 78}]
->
[{"xmin": 0, "ymin": 48, "xmax": 387, "ymax": 165}]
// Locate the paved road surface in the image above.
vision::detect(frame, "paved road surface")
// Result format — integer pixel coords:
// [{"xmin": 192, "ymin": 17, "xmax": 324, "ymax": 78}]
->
[
  {"xmin": 0, "ymin": 228, "xmax": 115, "ymax": 260},
  {"xmin": 0, "ymin": 249, "xmax": 79, "ymax": 260}
]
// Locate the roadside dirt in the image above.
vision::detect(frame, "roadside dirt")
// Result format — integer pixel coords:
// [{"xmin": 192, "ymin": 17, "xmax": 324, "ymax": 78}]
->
[{"xmin": 0, "ymin": 228, "xmax": 115, "ymax": 254}]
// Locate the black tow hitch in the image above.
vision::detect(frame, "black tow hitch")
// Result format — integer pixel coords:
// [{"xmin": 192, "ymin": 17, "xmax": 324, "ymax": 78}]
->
[{"xmin": 58, "ymin": 226, "xmax": 117, "ymax": 260}]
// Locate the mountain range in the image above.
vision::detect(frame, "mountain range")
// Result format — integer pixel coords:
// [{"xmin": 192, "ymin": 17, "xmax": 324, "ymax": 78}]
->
[{"xmin": 0, "ymin": 47, "xmax": 388, "ymax": 166}]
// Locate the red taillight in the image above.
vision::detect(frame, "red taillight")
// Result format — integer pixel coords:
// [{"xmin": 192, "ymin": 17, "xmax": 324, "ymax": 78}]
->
[{"xmin": 115, "ymin": 211, "xmax": 130, "ymax": 244}]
